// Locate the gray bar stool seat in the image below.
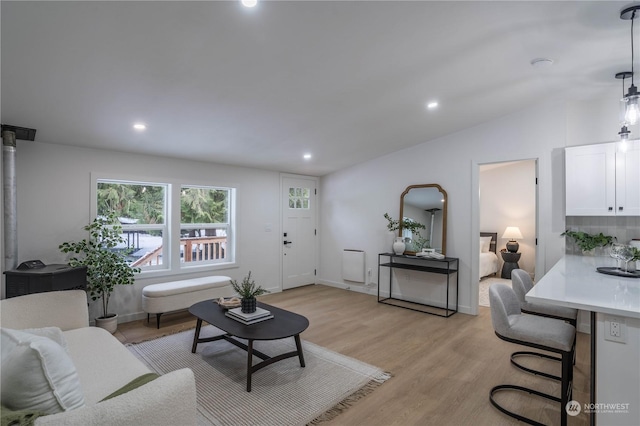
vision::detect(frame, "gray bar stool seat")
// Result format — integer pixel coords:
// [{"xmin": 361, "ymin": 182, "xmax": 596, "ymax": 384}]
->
[
  {"xmin": 489, "ymin": 283, "xmax": 576, "ymax": 426},
  {"xmin": 512, "ymin": 269, "xmax": 578, "ymax": 369}
]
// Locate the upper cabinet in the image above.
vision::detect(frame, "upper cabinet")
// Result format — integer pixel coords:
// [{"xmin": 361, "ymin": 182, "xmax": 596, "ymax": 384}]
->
[{"xmin": 565, "ymin": 141, "xmax": 640, "ymax": 216}]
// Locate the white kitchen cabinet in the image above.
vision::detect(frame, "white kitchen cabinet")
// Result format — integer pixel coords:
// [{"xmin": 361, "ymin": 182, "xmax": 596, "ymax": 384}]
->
[
  {"xmin": 615, "ymin": 140, "xmax": 640, "ymax": 216},
  {"xmin": 565, "ymin": 140, "xmax": 640, "ymax": 216}
]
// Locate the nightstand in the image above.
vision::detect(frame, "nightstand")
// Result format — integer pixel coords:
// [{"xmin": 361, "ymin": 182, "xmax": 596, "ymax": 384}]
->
[{"xmin": 500, "ymin": 251, "xmax": 521, "ymax": 279}]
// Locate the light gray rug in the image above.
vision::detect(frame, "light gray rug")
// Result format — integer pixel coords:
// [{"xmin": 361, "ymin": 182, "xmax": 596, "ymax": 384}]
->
[
  {"xmin": 479, "ymin": 277, "xmax": 512, "ymax": 307},
  {"xmin": 127, "ymin": 325, "xmax": 390, "ymax": 426}
]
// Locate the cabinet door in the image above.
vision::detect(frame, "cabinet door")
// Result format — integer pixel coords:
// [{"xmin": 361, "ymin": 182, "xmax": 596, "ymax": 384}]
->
[
  {"xmin": 565, "ymin": 143, "xmax": 616, "ymax": 216},
  {"xmin": 616, "ymin": 140, "xmax": 640, "ymax": 216}
]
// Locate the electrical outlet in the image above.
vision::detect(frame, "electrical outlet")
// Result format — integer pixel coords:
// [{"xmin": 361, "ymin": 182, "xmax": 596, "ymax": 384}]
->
[
  {"xmin": 604, "ymin": 315, "xmax": 626, "ymax": 343},
  {"xmin": 367, "ymin": 268, "xmax": 372, "ymax": 277},
  {"xmin": 611, "ymin": 321, "xmax": 621, "ymax": 337}
]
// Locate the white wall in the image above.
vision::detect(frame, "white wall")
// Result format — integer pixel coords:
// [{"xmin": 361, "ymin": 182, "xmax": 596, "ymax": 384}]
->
[
  {"xmin": 318, "ymin": 90, "xmax": 631, "ymax": 315},
  {"xmin": 10, "ymin": 141, "xmax": 285, "ymax": 322},
  {"xmin": 480, "ymin": 160, "xmax": 536, "ymax": 277}
]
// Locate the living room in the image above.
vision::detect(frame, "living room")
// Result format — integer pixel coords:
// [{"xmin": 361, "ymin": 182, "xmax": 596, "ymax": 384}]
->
[{"xmin": 2, "ymin": 1, "xmax": 639, "ymax": 425}]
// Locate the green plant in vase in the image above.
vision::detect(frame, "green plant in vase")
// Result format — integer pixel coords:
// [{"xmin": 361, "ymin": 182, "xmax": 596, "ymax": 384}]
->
[{"xmin": 230, "ymin": 271, "xmax": 269, "ymax": 313}]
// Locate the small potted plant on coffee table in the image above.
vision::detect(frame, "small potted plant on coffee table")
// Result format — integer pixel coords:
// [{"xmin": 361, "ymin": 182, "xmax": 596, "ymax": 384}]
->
[{"xmin": 230, "ymin": 271, "xmax": 269, "ymax": 313}]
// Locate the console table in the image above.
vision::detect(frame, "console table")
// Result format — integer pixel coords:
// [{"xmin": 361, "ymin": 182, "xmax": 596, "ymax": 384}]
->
[{"xmin": 377, "ymin": 253, "xmax": 458, "ymax": 317}]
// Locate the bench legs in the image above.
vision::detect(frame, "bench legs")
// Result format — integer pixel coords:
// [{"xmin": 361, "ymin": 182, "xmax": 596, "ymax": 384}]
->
[{"xmin": 147, "ymin": 313, "xmax": 163, "ymax": 329}]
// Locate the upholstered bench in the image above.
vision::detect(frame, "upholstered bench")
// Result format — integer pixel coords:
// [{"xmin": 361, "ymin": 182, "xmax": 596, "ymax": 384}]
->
[{"xmin": 142, "ymin": 276, "xmax": 233, "ymax": 328}]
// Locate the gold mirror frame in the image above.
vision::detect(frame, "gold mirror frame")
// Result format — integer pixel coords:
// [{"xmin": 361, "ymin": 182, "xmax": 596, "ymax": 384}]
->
[{"xmin": 399, "ymin": 184, "xmax": 448, "ymax": 255}]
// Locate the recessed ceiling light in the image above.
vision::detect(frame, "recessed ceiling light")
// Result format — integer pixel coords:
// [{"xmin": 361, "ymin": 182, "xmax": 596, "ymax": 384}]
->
[
  {"xmin": 241, "ymin": 0, "xmax": 258, "ymax": 8},
  {"xmin": 303, "ymin": 153, "xmax": 312, "ymax": 160},
  {"xmin": 530, "ymin": 58, "xmax": 554, "ymax": 68},
  {"xmin": 426, "ymin": 101, "xmax": 439, "ymax": 109},
  {"xmin": 133, "ymin": 123, "xmax": 146, "ymax": 131}
]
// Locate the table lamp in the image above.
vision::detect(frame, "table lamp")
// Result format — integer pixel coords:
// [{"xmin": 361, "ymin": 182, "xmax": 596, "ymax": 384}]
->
[{"xmin": 502, "ymin": 227, "xmax": 523, "ymax": 253}]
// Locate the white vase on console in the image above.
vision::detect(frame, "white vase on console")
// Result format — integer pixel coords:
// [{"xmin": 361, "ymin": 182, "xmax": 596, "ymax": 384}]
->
[{"xmin": 393, "ymin": 237, "xmax": 405, "ymax": 255}]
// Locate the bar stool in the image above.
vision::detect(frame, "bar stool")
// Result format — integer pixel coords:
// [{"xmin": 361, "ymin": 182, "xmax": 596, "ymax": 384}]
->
[
  {"xmin": 489, "ymin": 284, "xmax": 576, "ymax": 426},
  {"xmin": 511, "ymin": 269, "xmax": 578, "ymax": 327},
  {"xmin": 512, "ymin": 269, "xmax": 578, "ymax": 368}
]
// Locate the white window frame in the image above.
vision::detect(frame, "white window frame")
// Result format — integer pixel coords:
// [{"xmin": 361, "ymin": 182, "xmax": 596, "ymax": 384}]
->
[
  {"xmin": 91, "ymin": 173, "xmax": 237, "ymax": 278},
  {"xmin": 179, "ymin": 185, "xmax": 235, "ymax": 269}
]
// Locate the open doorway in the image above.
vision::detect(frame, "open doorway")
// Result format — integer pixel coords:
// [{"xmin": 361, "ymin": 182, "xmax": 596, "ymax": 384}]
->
[{"xmin": 478, "ymin": 160, "xmax": 537, "ymax": 308}]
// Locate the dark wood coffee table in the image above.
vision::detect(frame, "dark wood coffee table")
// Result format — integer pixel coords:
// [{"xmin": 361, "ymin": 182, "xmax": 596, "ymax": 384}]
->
[{"xmin": 189, "ymin": 300, "xmax": 309, "ymax": 392}]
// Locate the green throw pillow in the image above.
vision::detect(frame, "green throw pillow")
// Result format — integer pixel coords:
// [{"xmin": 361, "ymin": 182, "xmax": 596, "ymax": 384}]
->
[
  {"xmin": 100, "ymin": 373, "xmax": 159, "ymax": 402},
  {"xmin": 1, "ymin": 404, "xmax": 44, "ymax": 426}
]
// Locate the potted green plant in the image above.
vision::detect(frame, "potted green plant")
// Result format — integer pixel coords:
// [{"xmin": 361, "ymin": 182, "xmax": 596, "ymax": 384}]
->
[
  {"xmin": 59, "ymin": 212, "xmax": 140, "ymax": 333},
  {"xmin": 230, "ymin": 271, "xmax": 269, "ymax": 313},
  {"xmin": 561, "ymin": 230, "xmax": 615, "ymax": 255},
  {"xmin": 384, "ymin": 213, "xmax": 427, "ymax": 253}
]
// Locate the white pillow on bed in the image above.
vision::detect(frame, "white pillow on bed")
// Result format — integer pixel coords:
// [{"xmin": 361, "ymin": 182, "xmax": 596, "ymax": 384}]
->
[{"xmin": 480, "ymin": 236, "xmax": 492, "ymax": 253}]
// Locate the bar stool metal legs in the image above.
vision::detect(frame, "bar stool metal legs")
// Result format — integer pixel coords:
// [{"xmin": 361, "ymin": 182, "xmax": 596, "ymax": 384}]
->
[{"xmin": 488, "ymin": 284, "xmax": 576, "ymax": 426}]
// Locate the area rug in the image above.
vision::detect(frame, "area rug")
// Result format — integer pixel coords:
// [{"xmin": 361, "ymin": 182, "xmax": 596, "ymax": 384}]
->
[
  {"xmin": 478, "ymin": 277, "xmax": 512, "ymax": 307},
  {"xmin": 127, "ymin": 325, "xmax": 391, "ymax": 426}
]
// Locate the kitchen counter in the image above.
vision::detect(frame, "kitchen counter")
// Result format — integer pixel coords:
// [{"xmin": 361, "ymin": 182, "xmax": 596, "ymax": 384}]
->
[
  {"xmin": 527, "ymin": 255, "xmax": 640, "ymax": 426},
  {"xmin": 526, "ymin": 255, "xmax": 639, "ymax": 318}
]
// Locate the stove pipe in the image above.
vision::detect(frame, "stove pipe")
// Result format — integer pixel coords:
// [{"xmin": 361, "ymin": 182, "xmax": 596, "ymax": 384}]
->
[
  {"xmin": 2, "ymin": 129, "xmax": 18, "ymax": 270},
  {"xmin": 2, "ymin": 124, "xmax": 36, "ymax": 271}
]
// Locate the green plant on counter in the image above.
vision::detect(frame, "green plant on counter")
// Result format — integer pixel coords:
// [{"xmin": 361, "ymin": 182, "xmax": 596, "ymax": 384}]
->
[
  {"xmin": 631, "ymin": 247, "xmax": 640, "ymax": 262},
  {"xmin": 561, "ymin": 230, "xmax": 615, "ymax": 252}
]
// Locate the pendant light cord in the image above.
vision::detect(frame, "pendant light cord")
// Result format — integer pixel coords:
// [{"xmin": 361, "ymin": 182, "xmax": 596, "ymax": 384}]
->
[{"xmin": 632, "ymin": 10, "xmax": 636, "ymax": 85}]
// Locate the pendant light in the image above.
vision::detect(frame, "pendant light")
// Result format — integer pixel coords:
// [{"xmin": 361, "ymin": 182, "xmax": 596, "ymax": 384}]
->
[
  {"xmin": 621, "ymin": 6, "xmax": 640, "ymax": 125},
  {"xmin": 616, "ymin": 71, "xmax": 633, "ymax": 141}
]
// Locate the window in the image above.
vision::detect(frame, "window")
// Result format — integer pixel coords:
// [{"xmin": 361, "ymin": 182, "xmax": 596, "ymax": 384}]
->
[
  {"xmin": 95, "ymin": 178, "xmax": 235, "ymax": 274},
  {"xmin": 289, "ymin": 187, "xmax": 310, "ymax": 209},
  {"xmin": 180, "ymin": 186, "xmax": 232, "ymax": 265},
  {"xmin": 97, "ymin": 180, "xmax": 167, "ymax": 270}
]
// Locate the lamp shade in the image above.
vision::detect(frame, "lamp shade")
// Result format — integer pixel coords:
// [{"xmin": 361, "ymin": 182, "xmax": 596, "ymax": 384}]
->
[{"xmin": 502, "ymin": 227, "xmax": 523, "ymax": 240}]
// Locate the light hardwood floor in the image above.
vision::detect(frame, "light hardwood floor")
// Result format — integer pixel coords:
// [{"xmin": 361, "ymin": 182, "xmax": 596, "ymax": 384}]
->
[{"xmin": 117, "ymin": 284, "xmax": 590, "ymax": 426}]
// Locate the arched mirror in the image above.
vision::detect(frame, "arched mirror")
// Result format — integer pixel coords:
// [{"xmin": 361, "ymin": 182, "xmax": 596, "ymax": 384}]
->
[{"xmin": 399, "ymin": 184, "xmax": 448, "ymax": 255}]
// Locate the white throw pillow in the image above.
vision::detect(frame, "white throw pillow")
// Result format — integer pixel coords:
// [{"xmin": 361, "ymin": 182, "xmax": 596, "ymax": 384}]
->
[
  {"xmin": 1, "ymin": 328, "xmax": 85, "ymax": 414},
  {"xmin": 480, "ymin": 236, "xmax": 492, "ymax": 253},
  {"xmin": 22, "ymin": 327, "xmax": 69, "ymax": 352}
]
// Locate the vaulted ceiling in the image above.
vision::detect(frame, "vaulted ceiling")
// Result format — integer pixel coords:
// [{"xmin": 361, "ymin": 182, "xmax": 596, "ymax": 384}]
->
[{"xmin": 1, "ymin": 1, "xmax": 634, "ymax": 175}]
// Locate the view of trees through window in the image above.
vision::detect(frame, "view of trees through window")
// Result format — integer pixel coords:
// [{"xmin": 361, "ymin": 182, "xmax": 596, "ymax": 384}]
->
[{"xmin": 96, "ymin": 181, "xmax": 232, "ymax": 269}]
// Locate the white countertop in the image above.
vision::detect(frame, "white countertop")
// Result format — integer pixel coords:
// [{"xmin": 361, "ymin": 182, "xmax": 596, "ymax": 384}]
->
[{"xmin": 526, "ymin": 255, "xmax": 640, "ymax": 318}]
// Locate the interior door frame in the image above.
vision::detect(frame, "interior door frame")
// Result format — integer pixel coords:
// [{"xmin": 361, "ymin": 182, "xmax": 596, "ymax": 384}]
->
[
  {"xmin": 279, "ymin": 173, "xmax": 319, "ymax": 291},
  {"xmin": 470, "ymin": 157, "xmax": 541, "ymax": 315}
]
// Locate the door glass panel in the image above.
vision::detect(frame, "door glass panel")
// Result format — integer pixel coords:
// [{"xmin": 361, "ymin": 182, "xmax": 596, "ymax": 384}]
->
[{"xmin": 289, "ymin": 187, "xmax": 310, "ymax": 209}]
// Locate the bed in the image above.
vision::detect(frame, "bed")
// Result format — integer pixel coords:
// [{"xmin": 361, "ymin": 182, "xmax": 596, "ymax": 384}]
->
[{"xmin": 479, "ymin": 232, "xmax": 499, "ymax": 279}]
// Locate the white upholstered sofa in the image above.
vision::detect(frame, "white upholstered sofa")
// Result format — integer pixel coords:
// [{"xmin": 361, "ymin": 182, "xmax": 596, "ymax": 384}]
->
[{"xmin": 0, "ymin": 290, "xmax": 197, "ymax": 425}]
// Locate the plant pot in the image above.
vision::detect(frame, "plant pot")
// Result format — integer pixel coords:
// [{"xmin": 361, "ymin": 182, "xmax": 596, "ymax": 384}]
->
[
  {"xmin": 392, "ymin": 237, "xmax": 405, "ymax": 255},
  {"xmin": 241, "ymin": 297, "xmax": 257, "ymax": 313},
  {"xmin": 95, "ymin": 314, "xmax": 118, "ymax": 334}
]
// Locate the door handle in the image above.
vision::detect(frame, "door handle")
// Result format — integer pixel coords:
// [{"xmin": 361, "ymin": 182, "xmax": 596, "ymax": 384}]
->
[{"xmin": 283, "ymin": 241, "xmax": 292, "ymax": 245}]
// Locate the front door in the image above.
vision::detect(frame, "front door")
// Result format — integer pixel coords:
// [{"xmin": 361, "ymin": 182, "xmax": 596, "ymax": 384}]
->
[{"xmin": 281, "ymin": 175, "xmax": 317, "ymax": 290}]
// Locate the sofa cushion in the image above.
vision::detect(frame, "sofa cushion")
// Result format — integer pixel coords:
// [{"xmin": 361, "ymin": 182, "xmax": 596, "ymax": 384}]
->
[
  {"xmin": 62, "ymin": 327, "xmax": 151, "ymax": 404},
  {"xmin": 0, "ymin": 328, "xmax": 86, "ymax": 414}
]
